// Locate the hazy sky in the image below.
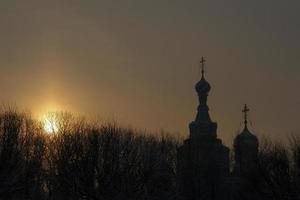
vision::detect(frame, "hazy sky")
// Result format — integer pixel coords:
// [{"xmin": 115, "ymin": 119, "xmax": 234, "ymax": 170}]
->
[{"xmin": 0, "ymin": 0, "xmax": 299, "ymax": 145}]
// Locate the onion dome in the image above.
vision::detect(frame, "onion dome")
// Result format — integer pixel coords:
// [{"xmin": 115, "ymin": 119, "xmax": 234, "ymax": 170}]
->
[
  {"xmin": 195, "ymin": 57, "xmax": 211, "ymax": 94},
  {"xmin": 196, "ymin": 77, "xmax": 211, "ymax": 94}
]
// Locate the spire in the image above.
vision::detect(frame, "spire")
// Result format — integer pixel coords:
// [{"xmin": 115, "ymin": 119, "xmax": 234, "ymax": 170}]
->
[
  {"xmin": 234, "ymin": 104, "xmax": 258, "ymax": 176},
  {"xmin": 189, "ymin": 57, "xmax": 217, "ymax": 139},
  {"xmin": 200, "ymin": 56, "xmax": 206, "ymax": 78},
  {"xmin": 238, "ymin": 104, "xmax": 257, "ymax": 139},
  {"xmin": 242, "ymin": 104, "xmax": 250, "ymax": 128},
  {"xmin": 195, "ymin": 57, "xmax": 212, "ymax": 123},
  {"xmin": 195, "ymin": 57, "xmax": 211, "ymax": 105}
]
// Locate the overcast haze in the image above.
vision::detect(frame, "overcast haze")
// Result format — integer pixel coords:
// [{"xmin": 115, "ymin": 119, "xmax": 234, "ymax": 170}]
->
[{"xmin": 0, "ymin": 0, "xmax": 300, "ymax": 145}]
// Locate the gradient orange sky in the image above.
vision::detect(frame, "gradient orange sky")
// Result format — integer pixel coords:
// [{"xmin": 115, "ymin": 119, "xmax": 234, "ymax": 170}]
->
[{"xmin": 0, "ymin": 0, "xmax": 299, "ymax": 145}]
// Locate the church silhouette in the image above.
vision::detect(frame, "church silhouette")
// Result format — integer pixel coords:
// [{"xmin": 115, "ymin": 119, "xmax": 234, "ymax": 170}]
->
[{"xmin": 177, "ymin": 57, "xmax": 259, "ymax": 200}]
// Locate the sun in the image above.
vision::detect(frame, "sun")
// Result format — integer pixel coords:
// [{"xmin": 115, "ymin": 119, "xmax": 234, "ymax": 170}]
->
[{"xmin": 43, "ymin": 113, "xmax": 59, "ymax": 134}]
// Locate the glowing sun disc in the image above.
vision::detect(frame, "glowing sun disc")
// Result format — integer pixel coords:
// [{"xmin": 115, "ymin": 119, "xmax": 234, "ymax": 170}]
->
[{"xmin": 43, "ymin": 114, "xmax": 59, "ymax": 134}]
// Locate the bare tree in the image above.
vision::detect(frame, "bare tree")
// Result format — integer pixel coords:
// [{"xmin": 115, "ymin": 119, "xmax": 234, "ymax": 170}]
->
[{"xmin": 0, "ymin": 110, "xmax": 46, "ymax": 200}]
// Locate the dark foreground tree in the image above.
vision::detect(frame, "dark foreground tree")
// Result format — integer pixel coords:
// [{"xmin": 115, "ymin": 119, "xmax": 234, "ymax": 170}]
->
[
  {"xmin": 0, "ymin": 110, "xmax": 46, "ymax": 200},
  {"xmin": 45, "ymin": 114, "xmax": 178, "ymax": 200},
  {"xmin": 1, "ymin": 110, "xmax": 300, "ymax": 200}
]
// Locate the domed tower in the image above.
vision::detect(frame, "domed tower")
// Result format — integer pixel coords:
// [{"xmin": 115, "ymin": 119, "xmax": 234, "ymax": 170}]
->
[
  {"xmin": 177, "ymin": 57, "xmax": 230, "ymax": 200},
  {"xmin": 189, "ymin": 59, "xmax": 217, "ymax": 140},
  {"xmin": 234, "ymin": 104, "xmax": 259, "ymax": 175}
]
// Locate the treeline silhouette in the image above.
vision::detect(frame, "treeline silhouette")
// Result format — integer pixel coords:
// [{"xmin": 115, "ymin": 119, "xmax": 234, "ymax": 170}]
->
[{"xmin": 1, "ymin": 109, "xmax": 300, "ymax": 200}]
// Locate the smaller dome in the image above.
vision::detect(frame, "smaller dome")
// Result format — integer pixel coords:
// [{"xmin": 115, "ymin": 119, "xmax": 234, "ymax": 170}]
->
[
  {"xmin": 195, "ymin": 77, "xmax": 211, "ymax": 94},
  {"xmin": 237, "ymin": 126, "xmax": 257, "ymax": 141}
]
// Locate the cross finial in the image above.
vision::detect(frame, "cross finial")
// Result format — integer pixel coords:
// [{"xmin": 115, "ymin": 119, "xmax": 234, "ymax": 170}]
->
[
  {"xmin": 200, "ymin": 56, "xmax": 206, "ymax": 78},
  {"xmin": 242, "ymin": 104, "xmax": 250, "ymax": 127}
]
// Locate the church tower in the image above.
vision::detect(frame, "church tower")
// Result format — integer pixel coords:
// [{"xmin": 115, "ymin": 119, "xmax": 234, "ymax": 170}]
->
[
  {"xmin": 177, "ymin": 58, "xmax": 230, "ymax": 200},
  {"xmin": 234, "ymin": 104, "xmax": 259, "ymax": 176}
]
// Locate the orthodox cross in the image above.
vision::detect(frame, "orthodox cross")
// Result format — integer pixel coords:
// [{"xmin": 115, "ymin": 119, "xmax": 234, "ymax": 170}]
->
[
  {"xmin": 200, "ymin": 57, "xmax": 206, "ymax": 77},
  {"xmin": 242, "ymin": 104, "xmax": 250, "ymax": 126}
]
